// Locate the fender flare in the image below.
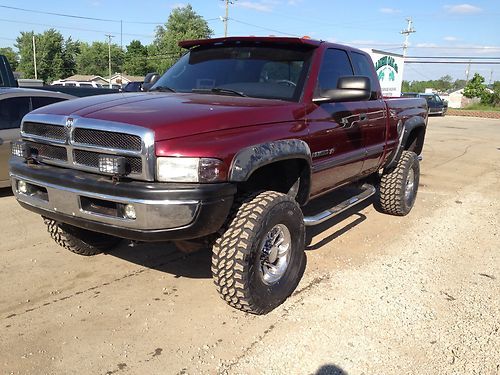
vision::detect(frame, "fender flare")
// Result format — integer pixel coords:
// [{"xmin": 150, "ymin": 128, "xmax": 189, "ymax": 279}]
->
[
  {"xmin": 386, "ymin": 116, "xmax": 426, "ymax": 169},
  {"xmin": 228, "ymin": 139, "xmax": 312, "ymax": 182}
]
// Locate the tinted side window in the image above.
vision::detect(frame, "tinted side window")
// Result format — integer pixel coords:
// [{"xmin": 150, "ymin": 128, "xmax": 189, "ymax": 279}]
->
[
  {"xmin": 351, "ymin": 52, "xmax": 378, "ymax": 99},
  {"xmin": 317, "ymin": 49, "xmax": 353, "ymax": 91},
  {"xmin": 32, "ymin": 96, "xmax": 66, "ymax": 110},
  {"xmin": 0, "ymin": 97, "xmax": 30, "ymax": 129}
]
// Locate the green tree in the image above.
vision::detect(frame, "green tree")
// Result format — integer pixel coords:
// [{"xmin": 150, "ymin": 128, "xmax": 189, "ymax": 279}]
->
[
  {"xmin": 151, "ymin": 4, "xmax": 212, "ymax": 73},
  {"xmin": 0, "ymin": 47, "xmax": 19, "ymax": 71},
  {"xmin": 62, "ymin": 37, "xmax": 80, "ymax": 78},
  {"xmin": 123, "ymin": 40, "xmax": 150, "ymax": 75},
  {"xmin": 464, "ymin": 73, "xmax": 499, "ymax": 106},
  {"xmin": 452, "ymin": 79, "xmax": 467, "ymax": 91},
  {"xmin": 15, "ymin": 29, "xmax": 77, "ymax": 83},
  {"xmin": 76, "ymin": 41, "xmax": 124, "ymax": 77},
  {"xmin": 463, "ymin": 73, "xmax": 487, "ymax": 100}
]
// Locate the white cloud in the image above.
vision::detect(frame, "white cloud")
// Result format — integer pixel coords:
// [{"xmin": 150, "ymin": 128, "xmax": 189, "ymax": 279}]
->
[
  {"xmin": 287, "ymin": 0, "xmax": 303, "ymax": 5},
  {"xmin": 237, "ymin": 1, "xmax": 274, "ymax": 12},
  {"xmin": 416, "ymin": 43, "xmax": 438, "ymax": 48},
  {"xmin": 170, "ymin": 2, "xmax": 187, "ymax": 9},
  {"xmin": 443, "ymin": 36, "xmax": 459, "ymax": 41},
  {"xmin": 379, "ymin": 7, "xmax": 401, "ymax": 14},
  {"xmin": 444, "ymin": 4, "xmax": 482, "ymax": 14}
]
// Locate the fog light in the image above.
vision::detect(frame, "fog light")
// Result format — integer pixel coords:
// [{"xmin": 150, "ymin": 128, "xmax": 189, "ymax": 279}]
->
[
  {"xmin": 18, "ymin": 180, "xmax": 28, "ymax": 194},
  {"xmin": 11, "ymin": 141, "xmax": 29, "ymax": 158},
  {"xmin": 98, "ymin": 155, "xmax": 128, "ymax": 175},
  {"xmin": 124, "ymin": 204, "xmax": 136, "ymax": 220}
]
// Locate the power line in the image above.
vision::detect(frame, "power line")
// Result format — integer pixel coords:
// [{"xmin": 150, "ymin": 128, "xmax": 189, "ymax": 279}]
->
[
  {"xmin": 406, "ymin": 56, "xmax": 500, "ymax": 59},
  {"xmin": 0, "ymin": 4, "xmax": 121, "ymax": 23},
  {"xmin": 0, "ymin": 18, "xmax": 154, "ymax": 38},
  {"xmin": 229, "ymin": 18, "xmax": 298, "ymax": 37},
  {"xmin": 406, "ymin": 61, "xmax": 500, "ymax": 64},
  {"xmin": 0, "ymin": 4, "xmax": 220, "ymax": 25}
]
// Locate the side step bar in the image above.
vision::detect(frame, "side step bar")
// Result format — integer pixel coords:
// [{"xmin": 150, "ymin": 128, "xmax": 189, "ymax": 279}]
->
[{"xmin": 303, "ymin": 184, "xmax": 376, "ymax": 226}]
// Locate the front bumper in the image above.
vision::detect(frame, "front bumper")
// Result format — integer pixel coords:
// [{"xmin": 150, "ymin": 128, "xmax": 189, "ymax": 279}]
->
[{"xmin": 10, "ymin": 157, "xmax": 236, "ymax": 241}]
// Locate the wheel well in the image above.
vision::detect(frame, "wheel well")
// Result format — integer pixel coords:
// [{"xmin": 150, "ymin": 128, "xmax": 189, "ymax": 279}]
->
[
  {"xmin": 404, "ymin": 126, "xmax": 426, "ymax": 155},
  {"xmin": 237, "ymin": 159, "xmax": 310, "ymax": 205}
]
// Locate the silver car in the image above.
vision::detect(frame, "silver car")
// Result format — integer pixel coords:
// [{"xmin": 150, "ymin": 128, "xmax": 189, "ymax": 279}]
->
[{"xmin": 0, "ymin": 88, "xmax": 75, "ymax": 187}]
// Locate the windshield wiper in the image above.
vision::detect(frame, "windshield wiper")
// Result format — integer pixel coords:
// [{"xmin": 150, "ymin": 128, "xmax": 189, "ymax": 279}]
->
[
  {"xmin": 149, "ymin": 85, "xmax": 176, "ymax": 93},
  {"xmin": 192, "ymin": 87, "xmax": 247, "ymax": 97}
]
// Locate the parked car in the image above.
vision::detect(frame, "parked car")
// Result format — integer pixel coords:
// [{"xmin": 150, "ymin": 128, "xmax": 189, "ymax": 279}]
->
[
  {"xmin": 51, "ymin": 80, "xmax": 104, "ymax": 88},
  {"xmin": 0, "ymin": 88, "xmax": 75, "ymax": 187},
  {"xmin": 10, "ymin": 37, "xmax": 427, "ymax": 314},
  {"xmin": 122, "ymin": 81, "xmax": 143, "ymax": 92},
  {"xmin": 402, "ymin": 92, "xmax": 448, "ymax": 116}
]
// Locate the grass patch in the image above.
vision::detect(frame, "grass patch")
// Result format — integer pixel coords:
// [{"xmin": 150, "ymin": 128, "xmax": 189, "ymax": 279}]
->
[{"xmin": 460, "ymin": 104, "xmax": 500, "ymax": 112}]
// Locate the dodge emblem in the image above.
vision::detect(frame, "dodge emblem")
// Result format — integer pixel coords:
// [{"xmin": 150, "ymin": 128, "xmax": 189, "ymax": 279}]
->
[{"xmin": 65, "ymin": 117, "xmax": 74, "ymax": 128}]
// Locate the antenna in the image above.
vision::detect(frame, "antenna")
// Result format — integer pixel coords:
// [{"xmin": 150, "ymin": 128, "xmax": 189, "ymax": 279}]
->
[{"xmin": 400, "ymin": 18, "xmax": 416, "ymax": 58}]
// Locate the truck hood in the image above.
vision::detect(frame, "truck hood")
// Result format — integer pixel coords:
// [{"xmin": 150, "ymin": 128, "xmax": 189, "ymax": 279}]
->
[{"xmin": 35, "ymin": 92, "xmax": 305, "ymax": 141}]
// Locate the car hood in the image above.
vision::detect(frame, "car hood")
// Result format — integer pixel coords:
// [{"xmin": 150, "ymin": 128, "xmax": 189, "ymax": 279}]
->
[{"xmin": 34, "ymin": 92, "xmax": 305, "ymax": 141}]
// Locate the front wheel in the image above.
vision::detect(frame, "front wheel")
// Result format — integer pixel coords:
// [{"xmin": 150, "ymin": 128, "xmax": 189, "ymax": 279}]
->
[
  {"xmin": 44, "ymin": 218, "xmax": 121, "ymax": 256},
  {"xmin": 378, "ymin": 150, "xmax": 420, "ymax": 216},
  {"xmin": 211, "ymin": 191, "xmax": 306, "ymax": 314}
]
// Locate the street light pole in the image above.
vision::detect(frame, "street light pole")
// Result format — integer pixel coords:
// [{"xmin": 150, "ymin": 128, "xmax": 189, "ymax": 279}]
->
[
  {"xmin": 105, "ymin": 34, "xmax": 114, "ymax": 88},
  {"xmin": 32, "ymin": 34, "xmax": 38, "ymax": 80}
]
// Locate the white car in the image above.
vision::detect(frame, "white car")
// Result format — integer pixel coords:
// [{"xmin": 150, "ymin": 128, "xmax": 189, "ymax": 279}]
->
[
  {"xmin": 51, "ymin": 80, "xmax": 104, "ymax": 88},
  {"xmin": 0, "ymin": 88, "xmax": 75, "ymax": 188}
]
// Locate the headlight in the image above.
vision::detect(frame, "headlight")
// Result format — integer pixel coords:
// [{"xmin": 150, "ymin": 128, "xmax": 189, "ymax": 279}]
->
[{"xmin": 156, "ymin": 157, "xmax": 224, "ymax": 183}]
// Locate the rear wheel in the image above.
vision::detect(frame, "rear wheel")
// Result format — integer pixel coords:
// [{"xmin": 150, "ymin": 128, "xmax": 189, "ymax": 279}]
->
[
  {"xmin": 211, "ymin": 191, "xmax": 306, "ymax": 314},
  {"xmin": 44, "ymin": 218, "xmax": 121, "ymax": 256},
  {"xmin": 378, "ymin": 150, "xmax": 420, "ymax": 216}
]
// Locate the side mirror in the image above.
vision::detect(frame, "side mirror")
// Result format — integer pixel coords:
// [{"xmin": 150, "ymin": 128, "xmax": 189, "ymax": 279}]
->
[
  {"xmin": 142, "ymin": 72, "xmax": 161, "ymax": 92},
  {"xmin": 313, "ymin": 76, "xmax": 371, "ymax": 104}
]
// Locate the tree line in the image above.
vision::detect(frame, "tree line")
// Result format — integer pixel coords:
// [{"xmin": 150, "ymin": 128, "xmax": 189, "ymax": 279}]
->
[
  {"xmin": 0, "ymin": 5, "xmax": 212, "ymax": 83},
  {"xmin": 402, "ymin": 75, "xmax": 467, "ymax": 94}
]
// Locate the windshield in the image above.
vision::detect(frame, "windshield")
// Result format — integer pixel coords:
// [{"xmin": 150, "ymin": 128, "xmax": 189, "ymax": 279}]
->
[{"xmin": 152, "ymin": 44, "xmax": 314, "ymax": 101}]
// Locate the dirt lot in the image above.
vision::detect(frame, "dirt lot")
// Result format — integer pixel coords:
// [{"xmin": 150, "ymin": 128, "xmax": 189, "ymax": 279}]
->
[{"xmin": 1, "ymin": 116, "xmax": 499, "ymax": 375}]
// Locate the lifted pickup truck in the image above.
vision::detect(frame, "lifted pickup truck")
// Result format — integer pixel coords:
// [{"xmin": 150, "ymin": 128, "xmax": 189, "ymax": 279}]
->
[{"xmin": 10, "ymin": 37, "xmax": 427, "ymax": 314}]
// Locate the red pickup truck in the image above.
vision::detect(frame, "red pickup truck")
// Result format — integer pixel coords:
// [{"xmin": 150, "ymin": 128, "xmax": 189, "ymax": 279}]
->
[{"xmin": 10, "ymin": 37, "xmax": 427, "ymax": 314}]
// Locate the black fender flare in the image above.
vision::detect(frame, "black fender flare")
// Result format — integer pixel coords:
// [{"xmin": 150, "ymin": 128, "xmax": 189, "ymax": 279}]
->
[
  {"xmin": 386, "ymin": 116, "xmax": 426, "ymax": 169},
  {"xmin": 228, "ymin": 139, "xmax": 312, "ymax": 182}
]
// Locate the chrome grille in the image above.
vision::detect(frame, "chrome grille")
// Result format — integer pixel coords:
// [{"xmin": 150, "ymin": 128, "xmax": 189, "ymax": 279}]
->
[
  {"xmin": 22, "ymin": 122, "xmax": 66, "ymax": 141},
  {"xmin": 74, "ymin": 150, "xmax": 142, "ymax": 173},
  {"xmin": 26, "ymin": 141, "xmax": 68, "ymax": 162},
  {"xmin": 73, "ymin": 128, "xmax": 142, "ymax": 151},
  {"xmin": 19, "ymin": 114, "xmax": 155, "ymax": 181}
]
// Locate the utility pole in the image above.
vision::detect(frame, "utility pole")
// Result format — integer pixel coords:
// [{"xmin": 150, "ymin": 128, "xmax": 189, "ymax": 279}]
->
[
  {"xmin": 222, "ymin": 0, "xmax": 235, "ymax": 37},
  {"xmin": 105, "ymin": 34, "xmax": 114, "ymax": 88},
  {"xmin": 489, "ymin": 68, "xmax": 493, "ymax": 85},
  {"xmin": 32, "ymin": 34, "xmax": 38, "ymax": 80},
  {"xmin": 465, "ymin": 61, "xmax": 471, "ymax": 82},
  {"xmin": 400, "ymin": 18, "xmax": 416, "ymax": 58}
]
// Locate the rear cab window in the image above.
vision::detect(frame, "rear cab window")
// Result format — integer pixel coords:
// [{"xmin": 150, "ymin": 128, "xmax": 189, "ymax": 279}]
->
[
  {"xmin": 316, "ymin": 48, "xmax": 353, "ymax": 93},
  {"xmin": 350, "ymin": 52, "xmax": 379, "ymax": 99}
]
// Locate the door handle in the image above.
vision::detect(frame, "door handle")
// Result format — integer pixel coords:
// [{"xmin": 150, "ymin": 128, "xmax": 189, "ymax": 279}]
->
[{"xmin": 359, "ymin": 113, "xmax": 368, "ymax": 121}]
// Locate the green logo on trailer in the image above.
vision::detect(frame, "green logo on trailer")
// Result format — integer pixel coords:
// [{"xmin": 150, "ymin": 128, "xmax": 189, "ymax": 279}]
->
[{"xmin": 375, "ymin": 56, "xmax": 399, "ymax": 82}]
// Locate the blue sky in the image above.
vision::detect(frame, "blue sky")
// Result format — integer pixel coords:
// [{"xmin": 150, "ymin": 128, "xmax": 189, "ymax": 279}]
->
[{"xmin": 0, "ymin": 0, "xmax": 498, "ymax": 81}]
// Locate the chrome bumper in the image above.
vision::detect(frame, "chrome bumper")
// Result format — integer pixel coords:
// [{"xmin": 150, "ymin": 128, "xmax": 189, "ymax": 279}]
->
[{"xmin": 11, "ymin": 174, "xmax": 199, "ymax": 231}]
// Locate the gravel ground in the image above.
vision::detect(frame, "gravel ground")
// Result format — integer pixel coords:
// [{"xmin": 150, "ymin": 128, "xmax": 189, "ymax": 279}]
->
[{"xmin": 0, "ymin": 115, "xmax": 499, "ymax": 374}]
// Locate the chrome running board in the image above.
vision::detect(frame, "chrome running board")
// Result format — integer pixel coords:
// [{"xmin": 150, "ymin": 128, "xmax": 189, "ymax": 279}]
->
[{"xmin": 303, "ymin": 184, "xmax": 376, "ymax": 226}]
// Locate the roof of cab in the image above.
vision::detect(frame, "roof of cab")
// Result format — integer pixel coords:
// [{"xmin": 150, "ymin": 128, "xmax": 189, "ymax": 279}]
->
[{"xmin": 179, "ymin": 36, "xmax": 323, "ymax": 49}]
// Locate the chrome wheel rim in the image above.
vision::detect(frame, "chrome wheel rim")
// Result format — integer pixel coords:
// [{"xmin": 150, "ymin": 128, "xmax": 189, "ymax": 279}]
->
[
  {"xmin": 405, "ymin": 168, "xmax": 415, "ymax": 205},
  {"xmin": 259, "ymin": 224, "xmax": 291, "ymax": 285}
]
